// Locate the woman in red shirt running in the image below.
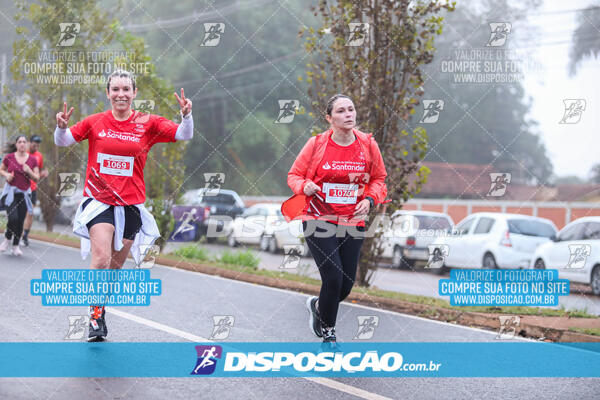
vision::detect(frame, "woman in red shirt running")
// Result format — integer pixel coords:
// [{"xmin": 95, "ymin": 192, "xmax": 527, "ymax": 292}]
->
[
  {"xmin": 287, "ymin": 94, "xmax": 387, "ymax": 343},
  {"xmin": 54, "ymin": 69, "xmax": 193, "ymax": 341},
  {"xmin": 0, "ymin": 135, "xmax": 40, "ymax": 255}
]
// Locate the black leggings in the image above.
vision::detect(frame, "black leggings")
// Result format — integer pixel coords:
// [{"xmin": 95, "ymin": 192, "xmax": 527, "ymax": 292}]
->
[
  {"xmin": 303, "ymin": 220, "xmax": 365, "ymax": 327},
  {"xmin": 5, "ymin": 193, "xmax": 28, "ymax": 246}
]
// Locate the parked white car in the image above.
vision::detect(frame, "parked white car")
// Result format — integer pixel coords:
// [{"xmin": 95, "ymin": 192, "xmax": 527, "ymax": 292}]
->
[
  {"xmin": 228, "ymin": 203, "xmax": 309, "ymax": 256},
  {"xmin": 530, "ymin": 216, "xmax": 600, "ymax": 295},
  {"xmin": 379, "ymin": 210, "xmax": 454, "ymax": 269},
  {"xmin": 431, "ymin": 212, "xmax": 557, "ymax": 271},
  {"xmin": 227, "ymin": 203, "xmax": 282, "ymax": 247},
  {"xmin": 261, "ymin": 219, "xmax": 309, "ymax": 256}
]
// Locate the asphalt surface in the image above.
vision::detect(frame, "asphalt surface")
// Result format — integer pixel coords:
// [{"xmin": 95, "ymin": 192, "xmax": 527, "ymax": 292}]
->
[
  {"xmin": 165, "ymin": 241, "xmax": 600, "ymax": 316},
  {"xmin": 1, "ymin": 239, "xmax": 599, "ymax": 399}
]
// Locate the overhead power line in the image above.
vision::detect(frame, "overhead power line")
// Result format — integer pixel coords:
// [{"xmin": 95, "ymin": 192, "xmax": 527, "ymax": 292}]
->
[
  {"xmin": 173, "ymin": 50, "xmax": 304, "ymax": 87},
  {"xmin": 123, "ymin": 0, "xmax": 276, "ymax": 32}
]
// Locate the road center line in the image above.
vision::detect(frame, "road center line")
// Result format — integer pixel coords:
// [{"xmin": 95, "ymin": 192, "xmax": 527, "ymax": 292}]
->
[
  {"xmin": 108, "ymin": 308, "xmax": 393, "ymax": 400},
  {"xmin": 35, "ymin": 238, "xmax": 523, "ymax": 337}
]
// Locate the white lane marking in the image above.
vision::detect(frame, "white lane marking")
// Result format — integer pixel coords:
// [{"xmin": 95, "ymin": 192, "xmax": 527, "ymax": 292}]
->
[
  {"xmin": 158, "ymin": 259, "xmax": 514, "ymax": 338},
  {"xmin": 107, "ymin": 308, "xmax": 210, "ymax": 342},
  {"xmin": 305, "ymin": 377, "xmax": 393, "ymax": 400},
  {"xmin": 346, "ymin": 301, "xmax": 531, "ymax": 341},
  {"xmin": 35, "ymin": 239, "xmax": 528, "ymax": 338},
  {"xmin": 108, "ymin": 308, "xmax": 392, "ymax": 400}
]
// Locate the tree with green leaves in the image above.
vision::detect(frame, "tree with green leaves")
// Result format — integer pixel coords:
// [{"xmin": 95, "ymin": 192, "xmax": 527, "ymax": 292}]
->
[
  {"xmin": 420, "ymin": 1, "xmax": 552, "ymax": 185},
  {"xmin": 0, "ymin": 0, "xmax": 186, "ymax": 249},
  {"xmin": 569, "ymin": 5, "xmax": 600, "ymax": 76},
  {"xmin": 1, "ymin": 0, "xmax": 116, "ymax": 231},
  {"xmin": 301, "ymin": 0, "xmax": 454, "ymax": 286},
  {"xmin": 590, "ymin": 164, "xmax": 600, "ymax": 184},
  {"xmin": 116, "ymin": 0, "xmax": 320, "ymax": 196}
]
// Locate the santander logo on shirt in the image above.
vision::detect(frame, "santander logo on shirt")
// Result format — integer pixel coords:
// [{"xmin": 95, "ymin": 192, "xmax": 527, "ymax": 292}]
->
[
  {"xmin": 98, "ymin": 128, "xmax": 142, "ymax": 143},
  {"xmin": 323, "ymin": 160, "xmax": 365, "ymax": 171}
]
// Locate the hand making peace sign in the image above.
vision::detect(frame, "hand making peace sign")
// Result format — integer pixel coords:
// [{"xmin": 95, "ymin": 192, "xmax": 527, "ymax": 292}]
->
[
  {"xmin": 56, "ymin": 102, "xmax": 74, "ymax": 129},
  {"xmin": 174, "ymin": 88, "xmax": 192, "ymax": 117}
]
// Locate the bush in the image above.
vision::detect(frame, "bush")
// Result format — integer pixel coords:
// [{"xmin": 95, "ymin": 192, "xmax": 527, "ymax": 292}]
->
[
  {"xmin": 219, "ymin": 250, "xmax": 260, "ymax": 268},
  {"xmin": 173, "ymin": 245, "xmax": 210, "ymax": 262}
]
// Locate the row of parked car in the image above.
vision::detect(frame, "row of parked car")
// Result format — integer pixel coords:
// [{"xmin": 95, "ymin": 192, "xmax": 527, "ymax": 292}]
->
[
  {"xmin": 383, "ymin": 210, "xmax": 599, "ymax": 295},
  {"xmin": 175, "ymin": 189, "xmax": 600, "ymax": 295}
]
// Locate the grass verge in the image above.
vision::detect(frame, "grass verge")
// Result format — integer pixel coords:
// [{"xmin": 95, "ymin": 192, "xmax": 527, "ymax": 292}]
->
[
  {"xmin": 30, "ymin": 230, "xmax": 80, "ymax": 245},
  {"xmin": 172, "ymin": 245, "xmax": 596, "ymax": 319},
  {"xmin": 17, "ymin": 234, "xmax": 599, "ymax": 320},
  {"xmin": 569, "ymin": 327, "xmax": 600, "ymax": 336},
  {"xmin": 160, "ymin": 251, "xmax": 322, "ymax": 286}
]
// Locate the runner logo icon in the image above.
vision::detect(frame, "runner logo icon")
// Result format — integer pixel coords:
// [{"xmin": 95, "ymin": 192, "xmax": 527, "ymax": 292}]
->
[
  {"xmin": 281, "ymin": 245, "xmax": 303, "ymax": 269},
  {"xmin": 201, "ymin": 23, "xmax": 225, "ymax": 46},
  {"xmin": 486, "ymin": 22, "xmax": 511, "ymax": 47},
  {"xmin": 275, "ymin": 100, "xmax": 299, "ymax": 123},
  {"xmin": 346, "ymin": 23, "xmax": 369, "ymax": 46},
  {"xmin": 559, "ymin": 99, "xmax": 586, "ymax": 124},
  {"xmin": 171, "ymin": 208, "xmax": 198, "ymax": 240},
  {"xmin": 566, "ymin": 244, "xmax": 591, "ymax": 269},
  {"xmin": 64, "ymin": 315, "xmax": 89, "ymax": 340},
  {"xmin": 487, "ymin": 173, "xmax": 511, "ymax": 197},
  {"xmin": 420, "ymin": 100, "xmax": 444, "ymax": 124},
  {"xmin": 57, "ymin": 23, "xmax": 80, "ymax": 46},
  {"xmin": 210, "ymin": 316, "xmax": 235, "ymax": 340},
  {"xmin": 203, "ymin": 173, "xmax": 225, "ymax": 196},
  {"xmin": 57, "ymin": 173, "xmax": 80, "ymax": 197},
  {"xmin": 138, "ymin": 244, "xmax": 160, "ymax": 269},
  {"xmin": 191, "ymin": 345, "xmax": 223, "ymax": 375},
  {"xmin": 133, "ymin": 100, "xmax": 155, "ymax": 124},
  {"xmin": 354, "ymin": 315, "xmax": 379, "ymax": 340},
  {"xmin": 496, "ymin": 316, "xmax": 520, "ymax": 340},
  {"xmin": 426, "ymin": 245, "xmax": 449, "ymax": 269}
]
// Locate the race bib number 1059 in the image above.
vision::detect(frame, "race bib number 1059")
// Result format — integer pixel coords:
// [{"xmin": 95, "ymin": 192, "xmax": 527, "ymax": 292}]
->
[
  {"xmin": 323, "ymin": 183, "xmax": 358, "ymax": 204},
  {"xmin": 97, "ymin": 153, "xmax": 134, "ymax": 177}
]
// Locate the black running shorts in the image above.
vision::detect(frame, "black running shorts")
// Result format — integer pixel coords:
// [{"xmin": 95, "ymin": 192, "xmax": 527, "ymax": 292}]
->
[{"xmin": 81, "ymin": 198, "xmax": 142, "ymax": 240}]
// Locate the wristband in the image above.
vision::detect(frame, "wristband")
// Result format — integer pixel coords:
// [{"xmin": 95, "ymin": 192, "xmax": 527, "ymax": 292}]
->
[{"xmin": 366, "ymin": 196, "xmax": 375, "ymax": 208}]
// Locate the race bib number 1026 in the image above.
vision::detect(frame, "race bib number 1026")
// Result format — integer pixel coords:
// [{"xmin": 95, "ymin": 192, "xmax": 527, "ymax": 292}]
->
[{"xmin": 97, "ymin": 153, "xmax": 134, "ymax": 177}]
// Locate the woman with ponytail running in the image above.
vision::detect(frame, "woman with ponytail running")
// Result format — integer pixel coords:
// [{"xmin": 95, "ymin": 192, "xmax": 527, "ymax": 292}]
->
[
  {"xmin": 287, "ymin": 94, "xmax": 387, "ymax": 343},
  {"xmin": 54, "ymin": 69, "xmax": 194, "ymax": 341}
]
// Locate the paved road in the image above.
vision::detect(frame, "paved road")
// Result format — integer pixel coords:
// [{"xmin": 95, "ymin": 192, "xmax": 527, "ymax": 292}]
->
[
  {"xmin": 165, "ymin": 240, "xmax": 600, "ymax": 316},
  {"xmin": 1, "ymin": 239, "xmax": 599, "ymax": 399}
]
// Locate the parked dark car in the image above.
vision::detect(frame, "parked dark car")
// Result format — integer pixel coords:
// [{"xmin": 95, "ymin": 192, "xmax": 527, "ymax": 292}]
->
[{"xmin": 172, "ymin": 188, "xmax": 245, "ymax": 241}]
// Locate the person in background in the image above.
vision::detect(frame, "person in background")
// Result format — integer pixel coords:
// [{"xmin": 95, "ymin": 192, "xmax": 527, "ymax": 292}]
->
[
  {"xmin": 0, "ymin": 135, "xmax": 40, "ymax": 255},
  {"xmin": 22, "ymin": 135, "xmax": 49, "ymax": 246}
]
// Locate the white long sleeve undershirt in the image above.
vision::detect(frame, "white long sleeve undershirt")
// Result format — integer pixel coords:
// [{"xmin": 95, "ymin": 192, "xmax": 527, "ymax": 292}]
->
[
  {"xmin": 54, "ymin": 126, "xmax": 76, "ymax": 146},
  {"xmin": 174, "ymin": 113, "xmax": 194, "ymax": 141},
  {"xmin": 54, "ymin": 112, "xmax": 194, "ymax": 146}
]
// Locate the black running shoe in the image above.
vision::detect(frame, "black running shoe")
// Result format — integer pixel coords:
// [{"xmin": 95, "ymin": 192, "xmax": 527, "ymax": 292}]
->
[
  {"xmin": 22, "ymin": 236, "xmax": 29, "ymax": 247},
  {"xmin": 322, "ymin": 326, "xmax": 336, "ymax": 343},
  {"xmin": 88, "ymin": 306, "xmax": 107, "ymax": 341},
  {"xmin": 306, "ymin": 296, "xmax": 322, "ymax": 338}
]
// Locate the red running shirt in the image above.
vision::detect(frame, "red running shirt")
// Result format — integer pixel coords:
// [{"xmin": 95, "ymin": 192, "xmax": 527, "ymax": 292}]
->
[
  {"xmin": 2, "ymin": 153, "xmax": 38, "ymax": 191},
  {"xmin": 29, "ymin": 151, "xmax": 43, "ymax": 191},
  {"xmin": 70, "ymin": 110, "xmax": 178, "ymax": 205},
  {"xmin": 305, "ymin": 135, "xmax": 368, "ymax": 226}
]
